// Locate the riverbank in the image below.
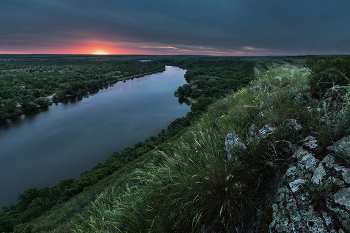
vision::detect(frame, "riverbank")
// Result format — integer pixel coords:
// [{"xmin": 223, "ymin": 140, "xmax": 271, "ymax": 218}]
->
[
  {"xmin": 0, "ymin": 66, "xmax": 189, "ymax": 213},
  {"xmin": 0, "ymin": 68, "xmax": 166, "ymax": 120},
  {"xmin": 0, "ymin": 56, "xmax": 166, "ymax": 120},
  {"xmin": 44, "ymin": 69, "xmax": 165, "ymax": 102}
]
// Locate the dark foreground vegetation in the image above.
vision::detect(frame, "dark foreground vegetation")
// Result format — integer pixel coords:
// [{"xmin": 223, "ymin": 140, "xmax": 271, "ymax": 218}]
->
[{"xmin": 1, "ymin": 55, "xmax": 349, "ymax": 232}]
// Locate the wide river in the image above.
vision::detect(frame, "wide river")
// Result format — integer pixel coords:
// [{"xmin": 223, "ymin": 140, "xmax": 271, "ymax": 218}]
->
[{"xmin": 0, "ymin": 66, "xmax": 190, "ymax": 208}]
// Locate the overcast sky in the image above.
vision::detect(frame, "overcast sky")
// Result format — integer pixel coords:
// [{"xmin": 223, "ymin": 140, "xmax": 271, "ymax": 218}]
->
[{"xmin": 1, "ymin": 0, "xmax": 350, "ymax": 56}]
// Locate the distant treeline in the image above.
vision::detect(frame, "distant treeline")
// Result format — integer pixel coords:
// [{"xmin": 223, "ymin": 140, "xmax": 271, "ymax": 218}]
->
[{"xmin": 0, "ymin": 55, "xmax": 165, "ymax": 119}]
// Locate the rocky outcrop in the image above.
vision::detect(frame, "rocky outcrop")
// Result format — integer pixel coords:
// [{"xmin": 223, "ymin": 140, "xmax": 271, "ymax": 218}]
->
[
  {"xmin": 269, "ymin": 135, "xmax": 350, "ymax": 232},
  {"xmin": 225, "ymin": 130, "xmax": 350, "ymax": 232},
  {"xmin": 222, "ymin": 73, "xmax": 350, "ymax": 232}
]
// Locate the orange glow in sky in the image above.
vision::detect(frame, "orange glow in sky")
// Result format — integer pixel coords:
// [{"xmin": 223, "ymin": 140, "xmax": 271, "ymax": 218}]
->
[
  {"xmin": 76, "ymin": 43, "xmax": 143, "ymax": 55},
  {"xmin": 0, "ymin": 40, "xmax": 277, "ymax": 56},
  {"xmin": 91, "ymin": 50, "xmax": 110, "ymax": 55},
  {"xmin": 0, "ymin": 39, "xmax": 146, "ymax": 55}
]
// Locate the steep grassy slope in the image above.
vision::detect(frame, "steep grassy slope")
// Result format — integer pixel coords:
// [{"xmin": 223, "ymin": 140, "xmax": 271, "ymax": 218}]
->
[
  {"xmin": 66, "ymin": 59, "xmax": 349, "ymax": 232},
  {"xmin": 69, "ymin": 64, "xmax": 316, "ymax": 233}
]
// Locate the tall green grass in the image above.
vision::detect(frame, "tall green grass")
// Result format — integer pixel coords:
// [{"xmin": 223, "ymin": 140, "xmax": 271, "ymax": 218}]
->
[{"xmin": 72, "ymin": 65, "xmax": 332, "ymax": 232}]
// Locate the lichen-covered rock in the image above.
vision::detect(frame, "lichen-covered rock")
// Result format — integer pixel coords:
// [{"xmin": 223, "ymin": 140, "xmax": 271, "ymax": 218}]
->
[
  {"xmin": 225, "ymin": 131, "xmax": 350, "ymax": 232},
  {"xmin": 269, "ymin": 185, "xmax": 330, "ymax": 232},
  {"xmin": 342, "ymin": 168, "xmax": 350, "ymax": 184},
  {"xmin": 286, "ymin": 166, "xmax": 297, "ymax": 177},
  {"xmin": 299, "ymin": 153, "xmax": 319, "ymax": 170},
  {"xmin": 269, "ymin": 186, "xmax": 302, "ymax": 232},
  {"xmin": 334, "ymin": 188, "xmax": 350, "ymax": 211},
  {"xmin": 322, "ymin": 155, "xmax": 335, "ymax": 168},
  {"xmin": 225, "ymin": 133, "xmax": 246, "ymax": 163},
  {"xmin": 258, "ymin": 124, "xmax": 276, "ymax": 139},
  {"xmin": 289, "ymin": 179, "xmax": 306, "ymax": 192},
  {"xmin": 293, "ymin": 147, "xmax": 312, "ymax": 159},
  {"xmin": 312, "ymin": 163, "xmax": 326, "ymax": 184},
  {"xmin": 302, "ymin": 136, "xmax": 319, "ymax": 149},
  {"xmin": 267, "ymin": 135, "xmax": 350, "ymax": 232},
  {"xmin": 247, "ymin": 124, "xmax": 276, "ymax": 142},
  {"xmin": 326, "ymin": 202, "xmax": 350, "ymax": 231},
  {"xmin": 327, "ymin": 135, "xmax": 350, "ymax": 159}
]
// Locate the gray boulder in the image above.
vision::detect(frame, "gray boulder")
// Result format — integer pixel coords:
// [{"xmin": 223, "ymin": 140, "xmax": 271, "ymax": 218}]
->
[{"xmin": 225, "ymin": 133, "xmax": 246, "ymax": 164}]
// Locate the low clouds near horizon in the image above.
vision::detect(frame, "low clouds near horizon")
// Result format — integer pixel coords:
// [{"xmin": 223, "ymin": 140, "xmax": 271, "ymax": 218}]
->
[{"xmin": 1, "ymin": 0, "xmax": 350, "ymax": 56}]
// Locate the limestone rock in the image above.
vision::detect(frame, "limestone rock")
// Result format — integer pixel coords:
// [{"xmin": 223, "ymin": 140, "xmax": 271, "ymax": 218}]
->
[
  {"xmin": 299, "ymin": 153, "xmax": 319, "ymax": 170},
  {"xmin": 267, "ymin": 135, "xmax": 350, "ymax": 232},
  {"xmin": 342, "ymin": 168, "xmax": 350, "ymax": 184},
  {"xmin": 289, "ymin": 179, "xmax": 305, "ymax": 193},
  {"xmin": 334, "ymin": 188, "xmax": 350, "ymax": 211},
  {"xmin": 258, "ymin": 124, "xmax": 275, "ymax": 139},
  {"xmin": 322, "ymin": 155, "xmax": 335, "ymax": 168},
  {"xmin": 312, "ymin": 164, "xmax": 326, "ymax": 184},
  {"xmin": 225, "ymin": 128, "xmax": 350, "ymax": 231},
  {"xmin": 293, "ymin": 147, "xmax": 311, "ymax": 159},
  {"xmin": 327, "ymin": 135, "xmax": 350, "ymax": 159},
  {"xmin": 286, "ymin": 166, "xmax": 297, "ymax": 177},
  {"xmin": 302, "ymin": 136, "xmax": 318, "ymax": 149},
  {"xmin": 225, "ymin": 133, "xmax": 246, "ymax": 163}
]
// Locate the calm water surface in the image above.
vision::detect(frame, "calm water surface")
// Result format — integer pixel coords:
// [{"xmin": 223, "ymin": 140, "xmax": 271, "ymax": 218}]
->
[{"xmin": 0, "ymin": 66, "xmax": 190, "ymax": 207}]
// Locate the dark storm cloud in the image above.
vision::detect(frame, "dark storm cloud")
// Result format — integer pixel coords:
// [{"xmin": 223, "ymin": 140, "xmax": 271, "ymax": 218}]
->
[{"xmin": 1, "ymin": 0, "xmax": 350, "ymax": 55}]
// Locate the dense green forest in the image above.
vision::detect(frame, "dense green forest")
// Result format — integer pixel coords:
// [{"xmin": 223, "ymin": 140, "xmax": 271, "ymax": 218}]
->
[
  {"xmin": 0, "ymin": 55, "xmax": 165, "ymax": 119},
  {"xmin": 2, "ymin": 55, "xmax": 344, "ymax": 232}
]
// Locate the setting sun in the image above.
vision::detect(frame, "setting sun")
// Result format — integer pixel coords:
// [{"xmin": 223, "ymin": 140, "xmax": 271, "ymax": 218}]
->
[{"xmin": 91, "ymin": 50, "xmax": 110, "ymax": 55}]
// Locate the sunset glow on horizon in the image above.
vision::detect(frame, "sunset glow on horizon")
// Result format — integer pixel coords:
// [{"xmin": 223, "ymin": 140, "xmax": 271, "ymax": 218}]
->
[
  {"xmin": 1, "ymin": 1, "xmax": 350, "ymax": 56},
  {"xmin": 91, "ymin": 50, "xmax": 110, "ymax": 55},
  {"xmin": 0, "ymin": 44, "xmax": 146, "ymax": 55}
]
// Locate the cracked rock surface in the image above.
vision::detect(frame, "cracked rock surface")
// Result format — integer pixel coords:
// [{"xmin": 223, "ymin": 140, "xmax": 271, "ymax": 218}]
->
[
  {"xmin": 225, "ymin": 133, "xmax": 247, "ymax": 163},
  {"xmin": 225, "ymin": 122, "xmax": 350, "ymax": 232},
  {"xmin": 269, "ymin": 135, "xmax": 350, "ymax": 232}
]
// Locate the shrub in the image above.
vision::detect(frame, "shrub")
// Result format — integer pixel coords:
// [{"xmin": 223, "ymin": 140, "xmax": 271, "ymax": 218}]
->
[{"xmin": 305, "ymin": 57, "xmax": 350, "ymax": 93}]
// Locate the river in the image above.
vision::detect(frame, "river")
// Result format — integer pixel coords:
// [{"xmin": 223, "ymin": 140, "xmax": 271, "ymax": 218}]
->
[{"xmin": 0, "ymin": 66, "xmax": 190, "ymax": 208}]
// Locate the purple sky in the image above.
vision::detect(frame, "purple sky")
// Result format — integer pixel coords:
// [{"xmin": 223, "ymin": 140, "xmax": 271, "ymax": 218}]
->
[{"xmin": 1, "ymin": 0, "xmax": 350, "ymax": 55}]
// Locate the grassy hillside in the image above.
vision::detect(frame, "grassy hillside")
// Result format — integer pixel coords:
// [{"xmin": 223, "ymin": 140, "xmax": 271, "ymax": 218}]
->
[
  {"xmin": 69, "ymin": 63, "xmax": 315, "ymax": 233},
  {"xmin": 5, "ymin": 55, "xmax": 350, "ymax": 232}
]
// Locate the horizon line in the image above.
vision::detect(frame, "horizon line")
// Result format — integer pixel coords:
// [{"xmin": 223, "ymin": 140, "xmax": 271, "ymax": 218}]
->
[{"xmin": 0, "ymin": 54, "xmax": 346, "ymax": 57}]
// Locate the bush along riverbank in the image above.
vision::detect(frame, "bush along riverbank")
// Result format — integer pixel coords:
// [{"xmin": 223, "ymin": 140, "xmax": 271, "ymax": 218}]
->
[
  {"xmin": 0, "ymin": 55, "xmax": 165, "ymax": 119},
  {"xmin": 65, "ymin": 58, "xmax": 348, "ymax": 232}
]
